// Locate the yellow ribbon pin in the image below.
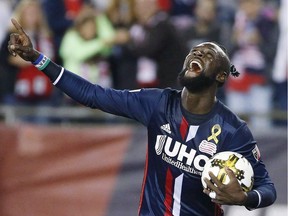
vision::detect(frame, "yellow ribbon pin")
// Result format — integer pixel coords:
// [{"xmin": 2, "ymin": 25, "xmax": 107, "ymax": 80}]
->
[{"xmin": 207, "ymin": 124, "xmax": 221, "ymax": 144}]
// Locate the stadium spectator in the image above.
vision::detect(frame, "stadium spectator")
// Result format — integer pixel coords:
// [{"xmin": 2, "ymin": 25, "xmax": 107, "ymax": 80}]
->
[
  {"xmin": 128, "ymin": 0, "xmax": 187, "ymax": 88},
  {"xmin": 106, "ymin": 0, "xmax": 138, "ymax": 89},
  {"xmin": 182, "ymin": 0, "xmax": 222, "ymax": 50},
  {"xmin": 272, "ymin": 0, "xmax": 287, "ymax": 126},
  {"xmin": 226, "ymin": 0, "xmax": 278, "ymax": 128},
  {"xmin": 0, "ymin": 0, "xmax": 16, "ymax": 46},
  {"xmin": 182, "ymin": 0, "xmax": 229, "ymax": 102},
  {"xmin": 59, "ymin": 6, "xmax": 115, "ymax": 88},
  {"xmin": 40, "ymin": 0, "xmax": 75, "ymax": 65},
  {"xmin": 0, "ymin": 0, "xmax": 55, "ymax": 109},
  {"xmin": 169, "ymin": 0, "xmax": 196, "ymax": 17},
  {"xmin": 0, "ymin": 0, "xmax": 16, "ymax": 101},
  {"xmin": 89, "ymin": 0, "xmax": 112, "ymax": 12}
]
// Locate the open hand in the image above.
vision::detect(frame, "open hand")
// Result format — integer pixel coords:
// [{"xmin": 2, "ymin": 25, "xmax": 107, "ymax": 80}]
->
[
  {"xmin": 203, "ymin": 167, "xmax": 248, "ymax": 205},
  {"xmin": 8, "ymin": 18, "xmax": 39, "ymax": 62}
]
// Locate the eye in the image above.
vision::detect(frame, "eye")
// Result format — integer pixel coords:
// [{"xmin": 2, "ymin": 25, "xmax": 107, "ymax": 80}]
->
[{"xmin": 206, "ymin": 52, "xmax": 214, "ymax": 60}]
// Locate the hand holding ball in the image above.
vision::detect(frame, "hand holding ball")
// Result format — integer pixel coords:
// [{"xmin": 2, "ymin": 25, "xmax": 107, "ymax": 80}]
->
[{"xmin": 201, "ymin": 151, "xmax": 254, "ymax": 192}]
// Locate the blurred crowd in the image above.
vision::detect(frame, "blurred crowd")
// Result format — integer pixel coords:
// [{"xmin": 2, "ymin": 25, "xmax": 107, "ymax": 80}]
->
[{"xmin": 0, "ymin": 0, "xmax": 286, "ymax": 127}]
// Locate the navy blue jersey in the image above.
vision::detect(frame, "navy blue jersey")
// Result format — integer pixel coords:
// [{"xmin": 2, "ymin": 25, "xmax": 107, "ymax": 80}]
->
[{"xmin": 53, "ymin": 68, "xmax": 275, "ymax": 216}]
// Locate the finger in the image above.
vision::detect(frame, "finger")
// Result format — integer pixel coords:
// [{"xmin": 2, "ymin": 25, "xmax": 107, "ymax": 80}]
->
[
  {"xmin": 7, "ymin": 40, "xmax": 14, "ymax": 56},
  {"xmin": 225, "ymin": 167, "xmax": 236, "ymax": 180},
  {"xmin": 12, "ymin": 44, "xmax": 32, "ymax": 53},
  {"xmin": 8, "ymin": 36, "xmax": 18, "ymax": 56},
  {"xmin": 8, "ymin": 43, "xmax": 31, "ymax": 58},
  {"xmin": 9, "ymin": 33, "xmax": 20, "ymax": 45},
  {"xmin": 11, "ymin": 18, "xmax": 28, "ymax": 37},
  {"xmin": 203, "ymin": 188, "xmax": 211, "ymax": 196},
  {"xmin": 208, "ymin": 171, "xmax": 222, "ymax": 188},
  {"xmin": 8, "ymin": 45, "xmax": 17, "ymax": 56},
  {"xmin": 204, "ymin": 176, "xmax": 218, "ymax": 192}
]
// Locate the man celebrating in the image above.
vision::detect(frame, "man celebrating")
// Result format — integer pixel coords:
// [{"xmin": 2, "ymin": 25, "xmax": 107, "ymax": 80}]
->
[{"xmin": 8, "ymin": 19, "xmax": 276, "ymax": 216}]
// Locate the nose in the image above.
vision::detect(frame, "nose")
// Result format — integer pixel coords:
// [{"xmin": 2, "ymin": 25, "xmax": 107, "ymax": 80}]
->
[{"xmin": 193, "ymin": 50, "xmax": 203, "ymax": 57}]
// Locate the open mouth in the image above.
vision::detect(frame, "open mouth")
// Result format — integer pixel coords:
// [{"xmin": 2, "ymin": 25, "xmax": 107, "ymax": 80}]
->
[{"xmin": 190, "ymin": 61, "xmax": 203, "ymax": 73}]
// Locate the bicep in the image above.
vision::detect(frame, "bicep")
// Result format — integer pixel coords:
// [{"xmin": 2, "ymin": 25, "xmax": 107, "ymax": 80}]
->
[
  {"xmin": 91, "ymin": 88, "xmax": 163, "ymax": 125},
  {"xmin": 56, "ymin": 71, "xmax": 162, "ymax": 125}
]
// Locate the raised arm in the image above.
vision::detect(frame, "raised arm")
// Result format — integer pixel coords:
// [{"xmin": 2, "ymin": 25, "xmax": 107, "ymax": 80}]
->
[{"xmin": 7, "ymin": 18, "xmax": 160, "ymax": 125}]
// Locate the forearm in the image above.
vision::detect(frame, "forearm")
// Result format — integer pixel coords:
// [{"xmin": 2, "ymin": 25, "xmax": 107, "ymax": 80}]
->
[
  {"xmin": 30, "ymin": 52, "xmax": 117, "ymax": 111},
  {"xmin": 31, "ymin": 51, "xmax": 61, "ymax": 82},
  {"xmin": 43, "ymin": 63, "xmax": 98, "ymax": 108},
  {"xmin": 31, "ymin": 53, "xmax": 93, "ymax": 105}
]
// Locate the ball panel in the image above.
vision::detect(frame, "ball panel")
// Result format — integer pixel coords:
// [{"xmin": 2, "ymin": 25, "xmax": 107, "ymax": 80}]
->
[{"xmin": 201, "ymin": 151, "xmax": 254, "ymax": 192}]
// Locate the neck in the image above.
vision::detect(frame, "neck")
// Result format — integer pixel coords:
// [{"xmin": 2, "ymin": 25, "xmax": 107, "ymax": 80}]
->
[{"xmin": 181, "ymin": 87, "xmax": 217, "ymax": 114}]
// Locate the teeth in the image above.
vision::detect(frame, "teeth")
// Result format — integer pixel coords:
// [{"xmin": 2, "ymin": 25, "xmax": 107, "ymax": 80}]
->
[{"xmin": 191, "ymin": 61, "xmax": 203, "ymax": 70}]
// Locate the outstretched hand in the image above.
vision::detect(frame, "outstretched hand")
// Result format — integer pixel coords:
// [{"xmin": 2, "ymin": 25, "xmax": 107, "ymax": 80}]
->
[
  {"xmin": 8, "ymin": 18, "xmax": 39, "ymax": 62},
  {"xmin": 203, "ymin": 167, "xmax": 248, "ymax": 205}
]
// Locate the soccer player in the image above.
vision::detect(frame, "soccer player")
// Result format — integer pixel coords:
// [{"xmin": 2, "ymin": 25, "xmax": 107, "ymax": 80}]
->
[{"xmin": 8, "ymin": 19, "xmax": 276, "ymax": 216}]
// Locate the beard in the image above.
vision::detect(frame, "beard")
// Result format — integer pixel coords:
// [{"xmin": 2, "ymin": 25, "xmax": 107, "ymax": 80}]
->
[{"xmin": 178, "ymin": 68, "xmax": 215, "ymax": 93}]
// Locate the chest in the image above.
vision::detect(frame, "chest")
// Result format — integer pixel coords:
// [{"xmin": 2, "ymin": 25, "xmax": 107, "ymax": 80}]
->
[{"xmin": 147, "ymin": 115, "xmax": 228, "ymax": 176}]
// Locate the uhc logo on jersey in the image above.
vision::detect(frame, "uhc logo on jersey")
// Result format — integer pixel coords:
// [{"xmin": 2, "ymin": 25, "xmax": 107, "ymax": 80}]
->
[{"xmin": 155, "ymin": 135, "xmax": 209, "ymax": 175}]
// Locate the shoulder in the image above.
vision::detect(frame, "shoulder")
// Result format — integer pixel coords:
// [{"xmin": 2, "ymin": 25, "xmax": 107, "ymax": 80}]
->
[
  {"xmin": 159, "ymin": 88, "xmax": 181, "ymax": 99},
  {"xmin": 217, "ymin": 100, "xmax": 247, "ymax": 128},
  {"xmin": 216, "ymin": 101, "xmax": 256, "ymax": 151}
]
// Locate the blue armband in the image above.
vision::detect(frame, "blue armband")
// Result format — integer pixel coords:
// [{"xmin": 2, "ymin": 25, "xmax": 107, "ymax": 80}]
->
[{"xmin": 32, "ymin": 53, "xmax": 51, "ymax": 71}]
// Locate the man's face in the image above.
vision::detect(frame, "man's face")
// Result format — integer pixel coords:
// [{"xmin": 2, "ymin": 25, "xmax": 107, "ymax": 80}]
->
[
  {"xmin": 134, "ymin": 0, "xmax": 158, "ymax": 24},
  {"xmin": 178, "ymin": 42, "xmax": 228, "ymax": 92}
]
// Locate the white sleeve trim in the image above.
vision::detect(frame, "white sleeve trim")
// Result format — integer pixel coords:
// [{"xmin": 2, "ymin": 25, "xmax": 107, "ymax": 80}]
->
[
  {"xmin": 254, "ymin": 189, "xmax": 262, "ymax": 207},
  {"xmin": 53, "ymin": 67, "xmax": 64, "ymax": 85}
]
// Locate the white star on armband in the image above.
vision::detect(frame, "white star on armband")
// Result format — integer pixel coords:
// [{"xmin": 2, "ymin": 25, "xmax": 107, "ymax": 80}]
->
[
  {"xmin": 53, "ymin": 67, "xmax": 65, "ymax": 85},
  {"xmin": 32, "ymin": 53, "xmax": 51, "ymax": 71}
]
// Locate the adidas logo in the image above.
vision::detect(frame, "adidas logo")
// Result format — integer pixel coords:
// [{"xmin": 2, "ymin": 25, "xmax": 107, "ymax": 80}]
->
[{"xmin": 161, "ymin": 123, "xmax": 171, "ymax": 134}]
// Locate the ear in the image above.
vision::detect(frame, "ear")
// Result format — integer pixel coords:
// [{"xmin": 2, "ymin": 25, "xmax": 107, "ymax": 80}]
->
[{"xmin": 216, "ymin": 71, "xmax": 228, "ymax": 84}]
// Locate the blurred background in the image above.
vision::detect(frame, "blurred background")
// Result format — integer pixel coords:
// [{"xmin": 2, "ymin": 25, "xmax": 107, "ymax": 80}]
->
[{"xmin": 0, "ymin": 0, "xmax": 287, "ymax": 215}]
